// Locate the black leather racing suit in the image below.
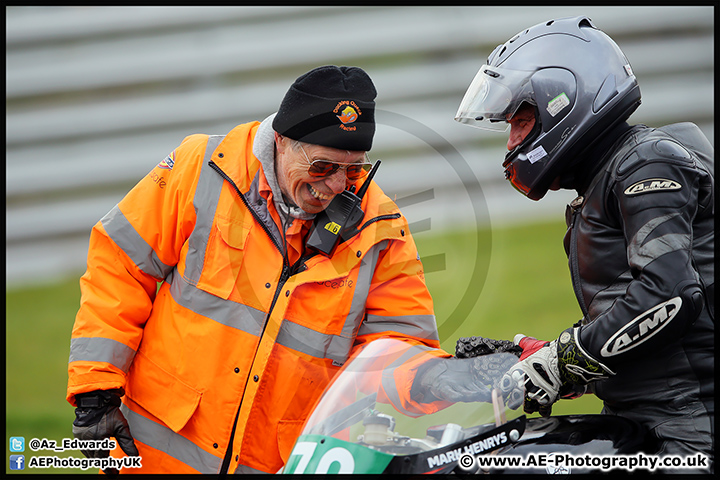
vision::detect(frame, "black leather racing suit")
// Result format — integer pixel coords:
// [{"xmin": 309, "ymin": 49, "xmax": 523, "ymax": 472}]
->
[{"xmin": 563, "ymin": 122, "xmax": 713, "ymax": 466}]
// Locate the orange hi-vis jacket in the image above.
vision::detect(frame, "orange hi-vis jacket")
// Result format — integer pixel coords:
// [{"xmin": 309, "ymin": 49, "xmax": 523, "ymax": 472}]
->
[{"xmin": 67, "ymin": 118, "xmax": 441, "ymax": 474}]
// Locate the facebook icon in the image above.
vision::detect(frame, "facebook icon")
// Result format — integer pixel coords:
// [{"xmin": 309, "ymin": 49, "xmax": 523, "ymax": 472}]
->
[{"xmin": 10, "ymin": 454, "xmax": 25, "ymax": 470}]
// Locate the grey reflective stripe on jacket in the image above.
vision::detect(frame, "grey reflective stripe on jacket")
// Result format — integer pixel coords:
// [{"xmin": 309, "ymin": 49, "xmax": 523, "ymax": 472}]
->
[
  {"xmin": 358, "ymin": 314, "xmax": 439, "ymax": 342},
  {"xmin": 235, "ymin": 463, "xmax": 270, "ymax": 474},
  {"xmin": 68, "ymin": 337, "xmax": 136, "ymax": 373},
  {"xmin": 168, "ymin": 271, "xmax": 267, "ymax": 336},
  {"xmin": 182, "ymin": 135, "xmax": 226, "ymax": 284},
  {"xmin": 101, "ymin": 206, "xmax": 175, "ymax": 280},
  {"xmin": 275, "ymin": 240, "xmax": 386, "ymax": 366},
  {"xmin": 120, "ymin": 403, "xmax": 223, "ymax": 473}
]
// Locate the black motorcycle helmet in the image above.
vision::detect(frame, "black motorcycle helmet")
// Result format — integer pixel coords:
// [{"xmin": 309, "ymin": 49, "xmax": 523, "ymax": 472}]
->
[{"xmin": 455, "ymin": 16, "xmax": 641, "ymax": 200}]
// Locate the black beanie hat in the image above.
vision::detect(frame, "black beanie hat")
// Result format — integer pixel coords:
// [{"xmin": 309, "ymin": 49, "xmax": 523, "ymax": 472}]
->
[{"xmin": 272, "ymin": 65, "xmax": 376, "ymax": 151}]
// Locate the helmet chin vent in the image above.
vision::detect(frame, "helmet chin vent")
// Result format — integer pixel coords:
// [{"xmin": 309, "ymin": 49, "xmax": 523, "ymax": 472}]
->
[{"xmin": 578, "ymin": 17, "xmax": 595, "ymax": 29}]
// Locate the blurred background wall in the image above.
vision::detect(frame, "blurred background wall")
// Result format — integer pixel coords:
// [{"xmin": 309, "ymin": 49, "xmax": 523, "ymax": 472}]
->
[{"xmin": 6, "ymin": 6, "xmax": 714, "ymax": 288}]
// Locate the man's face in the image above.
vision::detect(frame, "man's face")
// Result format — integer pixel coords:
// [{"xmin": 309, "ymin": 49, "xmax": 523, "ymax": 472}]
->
[
  {"xmin": 507, "ymin": 103, "xmax": 536, "ymax": 151},
  {"xmin": 275, "ymin": 133, "xmax": 366, "ymax": 214},
  {"xmin": 506, "ymin": 103, "xmax": 562, "ymax": 191}
]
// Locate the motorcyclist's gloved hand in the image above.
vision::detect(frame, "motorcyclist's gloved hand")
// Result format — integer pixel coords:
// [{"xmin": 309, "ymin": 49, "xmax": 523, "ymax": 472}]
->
[
  {"xmin": 72, "ymin": 389, "xmax": 138, "ymax": 460},
  {"xmin": 509, "ymin": 327, "xmax": 614, "ymax": 417},
  {"xmin": 414, "ymin": 354, "xmax": 522, "ymax": 407}
]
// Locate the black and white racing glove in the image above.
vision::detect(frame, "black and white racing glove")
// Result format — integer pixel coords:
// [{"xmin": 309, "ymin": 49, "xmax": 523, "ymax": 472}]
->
[{"xmin": 506, "ymin": 327, "xmax": 614, "ymax": 417}]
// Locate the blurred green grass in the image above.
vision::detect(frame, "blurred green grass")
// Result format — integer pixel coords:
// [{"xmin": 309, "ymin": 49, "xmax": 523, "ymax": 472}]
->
[
  {"xmin": 415, "ymin": 218, "xmax": 601, "ymax": 418},
  {"xmin": 5, "ymin": 217, "xmax": 602, "ymax": 474},
  {"xmin": 6, "ymin": 278, "xmax": 83, "ymax": 473}
]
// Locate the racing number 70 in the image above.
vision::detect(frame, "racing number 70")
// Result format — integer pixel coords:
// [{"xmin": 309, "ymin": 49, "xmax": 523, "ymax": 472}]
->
[{"xmin": 285, "ymin": 441, "xmax": 356, "ymax": 474}]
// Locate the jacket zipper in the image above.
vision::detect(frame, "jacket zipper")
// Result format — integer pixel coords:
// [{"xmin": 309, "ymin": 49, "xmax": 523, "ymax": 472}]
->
[
  {"xmin": 210, "ymin": 161, "xmax": 293, "ymax": 474},
  {"xmin": 218, "ymin": 263, "xmax": 290, "ymax": 475},
  {"xmin": 567, "ymin": 195, "xmax": 589, "ymax": 318}
]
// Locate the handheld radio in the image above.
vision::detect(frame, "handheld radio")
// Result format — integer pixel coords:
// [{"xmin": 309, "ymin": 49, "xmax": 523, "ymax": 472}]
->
[{"xmin": 306, "ymin": 160, "xmax": 381, "ymax": 256}]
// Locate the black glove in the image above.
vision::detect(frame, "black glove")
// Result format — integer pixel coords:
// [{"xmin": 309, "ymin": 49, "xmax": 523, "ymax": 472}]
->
[
  {"xmin": 72, "ymin": 389, "xmax": 139, "ymax": 461},
  {"xmin": 413, "ymin": 354, "xmax": 522, "ymax": 407}
]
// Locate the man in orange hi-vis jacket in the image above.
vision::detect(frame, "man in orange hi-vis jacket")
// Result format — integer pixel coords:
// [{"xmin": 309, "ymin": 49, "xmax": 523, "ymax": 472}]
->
[{"xmin": 67, "ymin": 65, "xmax": 514, "ymax": 474}]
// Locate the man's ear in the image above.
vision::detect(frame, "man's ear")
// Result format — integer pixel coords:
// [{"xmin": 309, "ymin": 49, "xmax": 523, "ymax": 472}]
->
[{"xmin": 274, "ymin": 132, "xmax": 288, "ymax": 155}]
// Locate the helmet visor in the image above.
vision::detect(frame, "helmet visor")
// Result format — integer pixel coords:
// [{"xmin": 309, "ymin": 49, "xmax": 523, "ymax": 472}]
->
[{"xmin": 454, "ymin": 64, "xmax": 536, "ymax": 131}]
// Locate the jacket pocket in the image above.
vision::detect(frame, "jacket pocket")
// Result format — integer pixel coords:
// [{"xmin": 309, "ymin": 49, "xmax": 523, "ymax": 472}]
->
[
  {"xmin": 277, "ymin": 419, "xmax": 307, "ymax": 464},
  {"xmin": 125, "ymin": 350, "xmax": 202, "ymax": 433},
  {"xmin": 215, "ymin": 214, "xmax": 251, "ymax": 249},
  {"xmin": 196, "ymin": 215, "xmax": 252, "ymax": 300}
]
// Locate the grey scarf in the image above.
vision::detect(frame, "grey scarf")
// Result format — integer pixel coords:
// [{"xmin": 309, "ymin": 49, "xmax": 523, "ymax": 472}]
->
[{"xmin": 253, "ymin": 114, "xmax": 316, "ymax": 222}]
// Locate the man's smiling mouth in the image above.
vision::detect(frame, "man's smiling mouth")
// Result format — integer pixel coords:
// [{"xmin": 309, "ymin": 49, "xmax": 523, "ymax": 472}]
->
[{"xmin": 308, "ymin": 184, "xmax": 331, "ymax": 201}]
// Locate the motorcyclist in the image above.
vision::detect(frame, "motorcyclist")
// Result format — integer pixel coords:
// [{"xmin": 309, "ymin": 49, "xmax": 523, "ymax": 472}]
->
[{"xmin": 455, "ymin": 15, "xmax": 713, "ymax": 472}]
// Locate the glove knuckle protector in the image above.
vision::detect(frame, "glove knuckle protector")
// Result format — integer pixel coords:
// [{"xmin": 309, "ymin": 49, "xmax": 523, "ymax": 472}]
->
[
  {"xmin": 499, "ymin": 363, "xmax": 526, "ymax": 410},
  {"xmin": 518, "ymin": 341, "xmax": 562, "ymax": 407}
]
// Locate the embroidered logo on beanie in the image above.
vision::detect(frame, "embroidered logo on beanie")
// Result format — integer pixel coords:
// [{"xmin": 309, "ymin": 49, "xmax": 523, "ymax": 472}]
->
[{"xmin": 333, "ymin": 100, "xmax": 362, "ymax": 128}]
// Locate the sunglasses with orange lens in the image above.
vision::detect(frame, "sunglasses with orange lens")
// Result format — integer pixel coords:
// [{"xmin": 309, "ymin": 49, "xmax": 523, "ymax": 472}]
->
[{"xmin": 300, "ymin": 144, "xmax": 373, "ymax": 180}]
